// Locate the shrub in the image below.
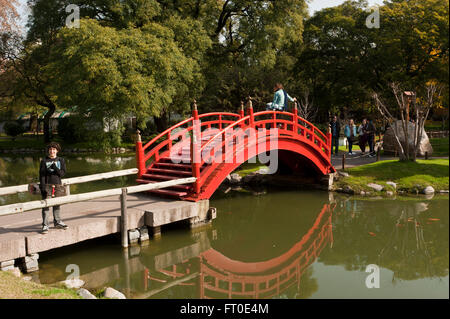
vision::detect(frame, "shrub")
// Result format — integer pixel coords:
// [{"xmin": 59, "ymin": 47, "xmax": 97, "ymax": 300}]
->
[
  {"xmin": 57, "ymin": 117, "xmax": 87, "ymax": 143},
  {"xmin": 4, "ymin": 121, "xmax": 26, "ymax": 140}
]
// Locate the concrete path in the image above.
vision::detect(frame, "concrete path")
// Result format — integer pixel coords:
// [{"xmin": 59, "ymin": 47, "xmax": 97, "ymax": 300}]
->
[
  {"xmin": 0, "ymin": 193, "xmax": 206, "ymax": 263},
  {"xmin": 331, "ymin": 150, "xmax": 448, "ymax": 169},
  {"xmin": 331, "ymin": 151, "xmax": 396, "ymax": 169}
]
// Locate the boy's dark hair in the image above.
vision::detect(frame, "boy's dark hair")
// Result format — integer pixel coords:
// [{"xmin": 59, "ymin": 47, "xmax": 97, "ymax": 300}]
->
[{"xmin": 46, "ymin": 142, "xmax": 61, "ymax": 152}]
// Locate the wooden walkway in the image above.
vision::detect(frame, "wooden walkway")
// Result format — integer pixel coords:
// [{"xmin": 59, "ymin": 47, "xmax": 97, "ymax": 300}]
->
[{"xmin": 0, "ymin": 193, "xmax": 209, "ymax": 264}]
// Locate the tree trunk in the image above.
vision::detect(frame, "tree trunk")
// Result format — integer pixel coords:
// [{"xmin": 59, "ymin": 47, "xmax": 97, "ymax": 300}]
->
[
  {"xmin": 154, "ymin": 111, "xmax": 168, "ymax": 133},
  {"xmin": 43, "ymin": 104, "xmax": 56, "ymax": 143}
]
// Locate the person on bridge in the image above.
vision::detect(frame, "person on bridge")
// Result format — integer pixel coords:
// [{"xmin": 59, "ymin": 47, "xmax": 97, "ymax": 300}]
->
[
  {"xmin": 344, "ymin": 119, "xmax": 357, "ymax": 155},
  {"xmin": 266, "ymin": 83, "xmax": 296, "ymax": 111},
  {"xmin": 329, "ymin": 115, "xmax": 340, "ymax": 156},
  {"xmin": 39, "ymin": 142, "xmax": 68, "ymax": 234}
]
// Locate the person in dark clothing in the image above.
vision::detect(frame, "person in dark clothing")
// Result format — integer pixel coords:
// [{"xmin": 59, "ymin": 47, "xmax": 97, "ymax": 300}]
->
[
  {"xmin": 358, "ymin": 119, "xmax": 368, "ymax": 154},
  {"xmin": 39, "ymin": 142, "xmax": 68, "ymax": 234},
  {"xmin": 330, "ymin": 115, "xmax": 340, "ymax": 155},
  {"xmin": 366, "ymin": 119, "xmax": 376, "ymax": 157}
]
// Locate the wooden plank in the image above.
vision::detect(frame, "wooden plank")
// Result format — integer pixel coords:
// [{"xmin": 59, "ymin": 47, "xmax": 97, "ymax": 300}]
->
[
  {"xmin": 0, "ymin": 177, "xmax": 196, "ymax": 216},
  {"xmin": 0, "ymin": 184, "xmax": 29, "ymax": 196},
  {"xmin": 0, "ymin": 168, "xmax": 139, "ymax": 196},
  {"xmin": 63, "ymin": 168, "xmax": 139, "ymax": 185}
]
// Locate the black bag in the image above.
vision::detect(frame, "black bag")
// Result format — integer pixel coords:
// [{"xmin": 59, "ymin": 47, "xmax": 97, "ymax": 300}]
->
[{"xmin": 42, "ymin": 184, "xmax": 66, "ymax": 198}]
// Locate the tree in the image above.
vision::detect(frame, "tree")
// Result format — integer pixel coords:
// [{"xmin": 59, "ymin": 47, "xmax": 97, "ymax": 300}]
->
[
  {"xmin": 373, "ymin": 82, "xmax": 443, "ymax": 161},
  {"xmin": 0, "ymin": 0, "xmax": 19, "ymax": 33},
  {"xmin": 297, "ymin": 89, "xmax": 317, "ymax": 122},
  {"xmin": 46, "ymin": 18, "xmax": 210, "ymax": 133},
  {"xmin": 295, "ymin": 0, "xmax": 449, "ymax": 123}
]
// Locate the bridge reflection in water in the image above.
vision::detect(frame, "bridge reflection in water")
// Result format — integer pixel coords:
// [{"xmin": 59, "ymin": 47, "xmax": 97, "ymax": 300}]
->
[{"xmin": 138, "ymin": 203, "xmax": 334, "ymax": 299}]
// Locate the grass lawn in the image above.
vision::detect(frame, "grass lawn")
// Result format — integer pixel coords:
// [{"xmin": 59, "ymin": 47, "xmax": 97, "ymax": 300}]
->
[
  {"xmin": 0, "ymin": 271, "xmax": 81, "ymax": 299},
  {"xmin": 336, "ymin": 159, "xmax": 449, "ymax": 193},
  {"xmin": 430, "ymin": 137, "xmax": 449, "ymax": 157}
]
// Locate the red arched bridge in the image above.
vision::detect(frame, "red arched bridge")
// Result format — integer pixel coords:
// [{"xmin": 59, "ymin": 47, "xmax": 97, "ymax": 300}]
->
[{"xmin": 136, "ymin": 100, "xmax": 335, "ymax": 201}]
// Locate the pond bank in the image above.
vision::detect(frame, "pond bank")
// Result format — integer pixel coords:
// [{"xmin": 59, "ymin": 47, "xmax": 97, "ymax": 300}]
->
[{"xmin": 226, "ymin": 159, "xmax": 449, "ymax": 198}]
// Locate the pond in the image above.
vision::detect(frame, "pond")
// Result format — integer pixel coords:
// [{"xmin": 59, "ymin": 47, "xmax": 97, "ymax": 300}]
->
[{"xmin": 0, "ymin": 154, "xmax": 448, "ymax": 298}]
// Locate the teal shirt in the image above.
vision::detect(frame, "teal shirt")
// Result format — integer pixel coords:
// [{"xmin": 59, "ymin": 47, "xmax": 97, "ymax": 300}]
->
[{"xmin": 272, "ymin": 89, "xmax": 294, "ymax": 110}]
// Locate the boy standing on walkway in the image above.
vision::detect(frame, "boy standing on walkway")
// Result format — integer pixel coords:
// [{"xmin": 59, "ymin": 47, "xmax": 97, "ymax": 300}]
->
[{"xmin": 39, "ymin": 142, "xmax": 68, "ymax": 234}]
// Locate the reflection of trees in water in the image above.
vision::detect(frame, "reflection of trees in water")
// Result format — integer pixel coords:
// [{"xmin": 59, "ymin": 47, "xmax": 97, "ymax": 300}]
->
[
  {"xmin": 378, "ymin": 202, "xmax": 448, "ymax": 282},
  {"xmin": 322, "ymin": 197, "xmax": 448, "ymax": 282}
]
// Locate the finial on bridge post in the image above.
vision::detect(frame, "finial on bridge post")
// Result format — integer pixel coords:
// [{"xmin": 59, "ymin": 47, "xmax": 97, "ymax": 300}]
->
[
  {"xmin": 247, "ymin": 96, "xmax": 254, "ymax": 128},
  {"xmin": 136, "ymin": 129, "xmax": 141, "ymax": 143},
  {"xmin": 192, "ymin": 99, "xmax": 199, "ymax": 120},
  {"xmin": 239, "ymin": 101, "xmax": 245, "ymax": 118}
]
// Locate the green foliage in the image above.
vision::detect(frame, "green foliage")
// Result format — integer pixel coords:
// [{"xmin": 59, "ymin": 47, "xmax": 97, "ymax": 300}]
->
[
  {"xmin": 46, "ymin": 17, "xmax": 210, "ymax": 130},
  {"xmin": 2, "ymin": 0, "xmax": 449, "ymax": 143},
  {"xmin": 3, "ymin": 120, "xmax": 26, "ymax": 139},
  {"xmin": 57, "ymin": 118, "xmax": 87, "ymax": 143}
]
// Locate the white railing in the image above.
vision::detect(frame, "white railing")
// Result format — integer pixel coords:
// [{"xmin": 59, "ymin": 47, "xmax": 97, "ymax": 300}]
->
[
  {"xmin": 0, "ymin": 168, "xmax": 196, "ymax": 248},
  {"xmin": 0, "ymin": 177, "xmax": 196, "ymax": 216},
  {"xmin": 0, "ymin": 168, "xmax": 139, "ymax": 196}
]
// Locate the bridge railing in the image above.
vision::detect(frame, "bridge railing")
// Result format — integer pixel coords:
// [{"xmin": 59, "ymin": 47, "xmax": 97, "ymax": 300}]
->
[
  {"xmin": 0, "ymin": 168, "xmax": 139, "ymax": 196},
  {"xmin": 195, "ymin": 101, "xmax": 332, "ymax": 191},
  {"xmin": 137, "ymin": 104, "xmax": 242, "ymax": 177},
  {"xmin": 137, "ymin": 98, "xmax": 332, "ymax": 195},
  {"xmin": 0, "ymin": 169, "xmax": 196, "ymax": 247}
]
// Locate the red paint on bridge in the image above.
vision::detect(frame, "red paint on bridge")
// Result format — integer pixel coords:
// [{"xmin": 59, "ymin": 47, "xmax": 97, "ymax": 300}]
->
[{"xmin": 136, "ymin": 101, "xmax": 335, "ymax": 201}]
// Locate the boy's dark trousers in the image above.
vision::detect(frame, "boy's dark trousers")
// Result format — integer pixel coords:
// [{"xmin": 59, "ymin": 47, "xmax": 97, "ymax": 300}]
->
[
  {"xmin": 332, "ymin": 136, "xmax": 339, "ymax": 154},
  {"xmin": 41, "ymin": 185, "xmax": 63, "ymax": 227}
]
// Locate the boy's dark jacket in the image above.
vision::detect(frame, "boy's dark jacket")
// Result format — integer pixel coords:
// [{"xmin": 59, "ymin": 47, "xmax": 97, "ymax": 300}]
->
[{"xmin": 39, "ymin": 156, "xmax": 66, "ymax": 196}]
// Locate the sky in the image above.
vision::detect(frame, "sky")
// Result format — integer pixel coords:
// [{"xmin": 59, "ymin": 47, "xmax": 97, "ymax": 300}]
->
[{"xmin": 15, "ymin": 0, "xmax": 385, "ymax": 30}]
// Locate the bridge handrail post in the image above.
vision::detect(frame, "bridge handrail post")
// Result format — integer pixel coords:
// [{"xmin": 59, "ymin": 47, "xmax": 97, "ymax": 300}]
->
[
  {"xmin": 239, "ymin": 101, "xmax": 245, "ymax": 119},
  {"xmin": 191, "ymin": 100, "xmax": 201, "ymax": 194},
  {"xmin": 135, "ymin": 130, "xmax": 146, "ymax": 178},
  {"xmin": 120, "ymin": 187, "xmax": 129, "ymax": 248},
  {"xmin": 293, "ymin": 100, "xmax": 298, "ymax": 134}
]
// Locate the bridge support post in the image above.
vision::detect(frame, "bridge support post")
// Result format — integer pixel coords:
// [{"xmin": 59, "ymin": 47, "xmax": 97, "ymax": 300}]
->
[
  {"xmin": 120, "ymin": 187, "xmax": 129, "ymax": 248},
  {"xmin": 136, "ymin": 130, "xmax": 145, "ymax": 178},
  {"xmin": 239, "ymin": 101, "xmax": 245, "ymax": 119}
]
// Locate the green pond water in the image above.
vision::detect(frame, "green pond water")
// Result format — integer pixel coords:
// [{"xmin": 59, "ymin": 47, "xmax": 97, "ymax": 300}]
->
[{"xmin": 0, "ymin": 154, "xmax": 448, "ymax": 299}]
